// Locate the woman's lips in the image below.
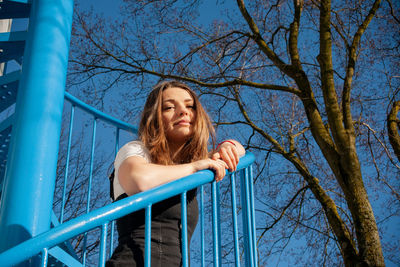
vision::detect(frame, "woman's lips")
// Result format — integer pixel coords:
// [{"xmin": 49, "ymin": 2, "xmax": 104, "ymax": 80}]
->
[{"xmin": 175, "ymin": 120, "xmax": 191, "ymax": 126}]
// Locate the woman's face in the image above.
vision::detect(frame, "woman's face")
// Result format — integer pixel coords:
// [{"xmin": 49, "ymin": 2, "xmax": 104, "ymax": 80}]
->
[{"xmin": 161, "ymin": 87, "xmax": 196, "ymax": 145}]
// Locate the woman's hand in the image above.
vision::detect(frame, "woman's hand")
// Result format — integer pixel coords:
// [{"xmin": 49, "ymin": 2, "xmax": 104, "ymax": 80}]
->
[
  {"xmin": 212, "ymin": 140, "xmax": 244, "ymax": 172},
  {"xmin": 192, "ymin": 158, "xmax": 228, "ymax": 182}
]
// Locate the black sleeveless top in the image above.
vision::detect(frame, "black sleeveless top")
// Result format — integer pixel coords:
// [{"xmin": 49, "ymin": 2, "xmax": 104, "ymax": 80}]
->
[{"xmin": 106, "ymin": 189, "xmax": 199, "ymax": 267}]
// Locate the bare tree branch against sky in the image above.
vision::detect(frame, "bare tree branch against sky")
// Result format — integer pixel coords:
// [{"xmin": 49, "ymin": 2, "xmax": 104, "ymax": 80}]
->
[{"xmin": 68, "ymin": 0, "xmax": 400, "ymax": 265}]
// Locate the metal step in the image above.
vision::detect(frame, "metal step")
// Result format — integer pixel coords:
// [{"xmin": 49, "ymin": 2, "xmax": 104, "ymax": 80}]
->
[
  {"xmin": 0, "ymin": 118, "xmax": 12, "ymax": 188},
  {"xmin": 0, "ymin": 0, "xmax": 31, "ymax": 20},
  {"xmin": 0, "ymin": 31, "xmax": 26, "ymax": 64},
  {"xmin": 0, "ymin": 70, "xmax": 20, "ymax": 113}
]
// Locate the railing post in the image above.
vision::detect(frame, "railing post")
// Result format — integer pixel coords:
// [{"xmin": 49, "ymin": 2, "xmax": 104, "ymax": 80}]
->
[
  {"xmin": 0, "ymin": 0, "xmax": 74, "ymax": 262},
  {"xmin": 212, "ymin": 181, "xmax": 221, "ymax": 267},
  {"xmin": 240, "ymin": 167, "xmax": 255, "ymax": 267}
]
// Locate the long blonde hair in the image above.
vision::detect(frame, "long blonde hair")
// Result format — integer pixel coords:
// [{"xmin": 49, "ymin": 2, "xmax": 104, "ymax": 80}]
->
[{"xmin": 138, "ymin": 80, "xmax": 215, "ymax": 165}]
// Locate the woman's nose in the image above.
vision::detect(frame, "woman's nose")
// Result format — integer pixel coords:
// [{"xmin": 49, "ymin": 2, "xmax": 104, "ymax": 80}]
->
[{"xmin": 178, "ymin": 105, "xmax": 189, "ymax": 116}]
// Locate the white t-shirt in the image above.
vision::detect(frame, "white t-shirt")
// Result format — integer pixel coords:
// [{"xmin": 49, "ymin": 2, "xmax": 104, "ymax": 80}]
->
[{"xmin": 113, "ymin": 141, "xmax": 151, "ymax": 200}]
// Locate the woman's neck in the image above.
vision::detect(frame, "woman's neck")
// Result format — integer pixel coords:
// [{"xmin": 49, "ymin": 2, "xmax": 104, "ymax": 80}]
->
[{"xmin": 168, "ymin": 141, "xmax": 186, "ymax": 163}]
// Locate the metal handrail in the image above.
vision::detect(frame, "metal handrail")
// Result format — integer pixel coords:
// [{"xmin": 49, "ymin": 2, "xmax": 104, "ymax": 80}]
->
[
  {"xmin": 0, "ymin": 152, "xmax": 255, "ymax": 266},
  {"xmin": 64, "ymin": 92, "xmax": 138, "ymax": 134}
]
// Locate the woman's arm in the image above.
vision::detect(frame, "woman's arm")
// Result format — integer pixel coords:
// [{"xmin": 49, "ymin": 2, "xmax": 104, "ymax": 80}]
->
[{"xmin": 118, "ymin": 156, "xmax": 228, "ymax": 196}]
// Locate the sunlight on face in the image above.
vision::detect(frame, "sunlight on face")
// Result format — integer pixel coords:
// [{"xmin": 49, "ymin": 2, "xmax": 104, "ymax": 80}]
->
[{"xmin": 162, "ymin": 87, "xmax": 196, "ymax": 146}]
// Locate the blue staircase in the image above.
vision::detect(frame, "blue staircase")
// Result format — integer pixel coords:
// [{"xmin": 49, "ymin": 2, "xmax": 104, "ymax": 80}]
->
[{"xmin": 0, "ymin": 1, "xmax": 258, "ymax": 266}]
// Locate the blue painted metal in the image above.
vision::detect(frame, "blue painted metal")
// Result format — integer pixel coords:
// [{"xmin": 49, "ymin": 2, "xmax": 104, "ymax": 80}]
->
[
  {"xmin": 109, "ymin": 220, "xmax": 115, "ymax": 259},
  {"xmin": 200, "ymin": 185, "xmax": 205, "ymax": 267},
  {"xmin": 50, "ymin": 210, "xmax": 80, "ymax": 262},
  {"xmin": 0, "ymin": 70, "xmax": 20, "ymax": 84},
  {"xmin": 230, "ymin": 173, "xmax": 240, "ymax": 267},
  {"xmin": 0, "ymin": 1, "xmax": 31, "ymax": 20},
  {"xmin": 64, "ymin": 92, "xmax": 138, "ymax": 134},
  {"xmin": 181, "ymin": 191, "xmax": 188, "ymax": 267},
  {"xmin": 0, "ymin": 114, "xmax": 14, "ymax": 133},
  {"xmin": 41, "ymin": 248, "xmax": 48, "ymax": 267},
  {"xmin": 0, "ymin": 0, "xmax": 74, "ymax": 259},
  {"xmin": 249, "ymin": 165, "xmax": 258, "ymax": 265},
  {"xmin": 99, "ymin": 223, "xmax": 108, "ymax": 267},
  {"xmin": 0, "ymin": 121, "xmax": 12, "ymax": 183},
  {"xmin": 108, "ymin": 127, "xmax": 120, "ymax": 258},
  {"xmin": 86, "ymin": 117, "xmax": 97, "ymax": 214},
  {"xmin": 211, "ymin": 181, "xmax": 220, "ymax": 267},
  {"xmin": 0, "ymin": 153, "xmax": 255, "ymax": 266},
  {"xmin": 7, "ymin": 0, "xmax": 32, "ymax": 4},
  {"xmin": 60, "ymin": 104, "xmax": 74, "ymax": 223},
  {"xmin": 47, "ymin": 246, "xmax": 83, "ymax": 267},
  {"xmin": 0, "ymin": 70, "xmax": 19, "ymax": 113},
  {"xmin": 240, "ymin": 168, "xmax": 255, "ymax": 267},
  {"xmin": 216, "ymin": 183, "xmax": 222, "ymax": 262},
  {"xmin": 145, "ymin": 205, "xmax": 152, "ymax": 267},
  {"xmin": 82, "ymin": 117, "xmax": 97, "ymax": 264},
  {"xmin": 0, "ymin": 30, "xmax": 27, "ymax": 42},
  {"xmin": 0, "ymin": 40, "xmax": 25, "ymax": 63}
]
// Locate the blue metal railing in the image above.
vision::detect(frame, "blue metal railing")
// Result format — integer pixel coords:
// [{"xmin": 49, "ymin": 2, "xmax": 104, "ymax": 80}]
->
[
  {"xmin": 62, "ymin": 91, "xmax": 137, "ymax": 264},
  {"xmin": 0, "ymin": 0, "xmax": 74, "ymax": 259},
  {"xmin": 1, "ymin": 87, "xmax": 258, "ymax": 266},
  {"xmin": 61, "ymin": 92, "xmax": 259, "ymax": 266},
  {"xmin": 0, "ymin": 152, "xmax": 256, "ymax": 266},
  {"xmin": 0, "ymin": 0, "xmax": 258, "ymax": 265}
]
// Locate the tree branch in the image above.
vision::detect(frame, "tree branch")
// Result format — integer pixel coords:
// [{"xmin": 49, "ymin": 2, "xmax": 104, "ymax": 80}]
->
[
  {"xmin": 236, "ymin": 0, "xmax": 295, "ymax": 76},
  {"xmin": 342, "ymin": 0, "xmax": 382, "ymax": 130},
  {"xmin": 387, "ymin": 101, "xmax": 400, "ymax": 162},
  {"xmin": 318, "ymin": 0, "xmax": 347, "ymax": 151},
  {"xmin": 289, "ymin": 0, "xmax": 303, "ymax": 68}
]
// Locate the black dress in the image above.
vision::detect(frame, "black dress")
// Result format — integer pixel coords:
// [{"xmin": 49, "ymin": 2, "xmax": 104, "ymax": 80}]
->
[{"xmin": 106, "ymin": 189, "xmax": 199, "ymax": 267}]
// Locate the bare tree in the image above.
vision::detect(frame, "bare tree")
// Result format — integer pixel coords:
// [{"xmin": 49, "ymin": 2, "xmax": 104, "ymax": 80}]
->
[{"xmin": 69, "ymin": 0, "xmax": 400, "ymax": 266}]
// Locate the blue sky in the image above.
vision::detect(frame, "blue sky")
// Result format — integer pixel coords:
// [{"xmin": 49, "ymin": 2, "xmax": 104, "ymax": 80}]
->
[{"xmin": 71, "ymin": 1, "xmax": 400, "ymax": 266}]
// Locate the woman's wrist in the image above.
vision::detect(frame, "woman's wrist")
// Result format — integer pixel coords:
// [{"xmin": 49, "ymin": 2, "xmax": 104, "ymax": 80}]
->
[{"xmin": 216, "ymin": 140, "xmax": 236, "ymax": 151}]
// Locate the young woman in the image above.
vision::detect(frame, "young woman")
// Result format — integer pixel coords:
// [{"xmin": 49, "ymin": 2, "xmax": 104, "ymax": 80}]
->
[{"xmin": 106, "ymin": 80, "xmax": 245, "ymax": 266}]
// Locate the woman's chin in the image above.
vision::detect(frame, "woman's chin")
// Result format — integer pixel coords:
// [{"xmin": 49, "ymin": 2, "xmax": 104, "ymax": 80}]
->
[{"xmin": 167, "ymin": 132, "xmax": 193, "ymax": 144}]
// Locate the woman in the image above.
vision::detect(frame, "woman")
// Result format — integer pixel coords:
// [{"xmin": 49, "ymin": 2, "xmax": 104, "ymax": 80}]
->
[{"xmin": 107, "ymin": 80, "xmax": 245, "ymax": 266}]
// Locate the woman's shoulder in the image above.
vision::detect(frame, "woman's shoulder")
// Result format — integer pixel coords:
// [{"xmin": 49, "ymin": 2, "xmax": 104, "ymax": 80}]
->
[
  {"xmin": 121, "ymin": 140, "xmax": 146, "ymax": 150},
  {"xmin": 115, "ymin": 140, "xmax": 151, "ymax": 163}
]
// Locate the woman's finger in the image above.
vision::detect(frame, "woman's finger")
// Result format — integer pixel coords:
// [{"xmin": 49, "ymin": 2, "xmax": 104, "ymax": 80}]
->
[
  {"xmin": 226, "ymin": 147, "xmax": 238, "ymax": 171},
  {"xmin": 229, "ymin": 146, "xmax": 239, "ymax": 170},
  {"xmin": 231, "ymin": 146, "xmax": 239, "ymax": 166},
  {"xmin": 211, "ymin": 152, "xmax": 220, "ymax": 160},
  {"xmin": 221, "ymin": 147, "xmax": 239, "ymax": 171},
  {"xmin": 220, "ymin": 148, "xmax": 233, "ymax": 171},
  {"xmin": 214, "ymin": 159, "xmax": 226, "ymax": 181}
]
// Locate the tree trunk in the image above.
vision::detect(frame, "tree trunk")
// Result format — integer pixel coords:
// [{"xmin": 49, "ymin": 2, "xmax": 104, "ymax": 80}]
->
[{"xmin": 388, "ymin": 101, "xmax": 400, "ymax": 162}]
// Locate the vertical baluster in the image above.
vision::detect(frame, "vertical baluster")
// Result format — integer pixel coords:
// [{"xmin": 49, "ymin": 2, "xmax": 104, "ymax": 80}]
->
[
  {"xmin": 108, "ymin": 127, "xmax": 120, "ymax": 258},
  {"xmin": 200, "ymin": 185, "xmax": 205, "ymax": 267},
  {"xmin": 211, "ymin": 181, "xmax": 221, "ymax": 267},
  {"xmin": 108, "ymin": 221, "xmax": 115, "ymax": 258},
  {"xmin": 60, "ymin": 104, "xmax": 74, "ymax": 223},
  {"xmin": 82, "ymin": 117, "xmax": 97, "ymax": 264},
  {"xmin": 41, "ymin": 248, "xmax": 48, "ymax": 267},
  {"xmin": 181, "ymin": 191, "xmax": 188, "ymax": 266},
  {"xmin": 248, "ymin": 165, "xmax": 257, "ymax": 266},
  {"xmin": 99, "ymin": 223, "xmax": 108, "ymax": 267},
  {"xmin": 86, "ymin": 117, "xmax": 97, "ymax": 213},
  {"xmin": 230, "ymin": 173, "xmax": 240, "ymax": 267},
  {"xmin": 216, "ymin": 183, "xmax": 222, "ymax": 261},
  {"xmin": 240, "ymin": 168, "xmax": 255, "ymax": 267},
  {"xmin": 145, "ymin": 205, "xmax": 152, "ymax": 267}
]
